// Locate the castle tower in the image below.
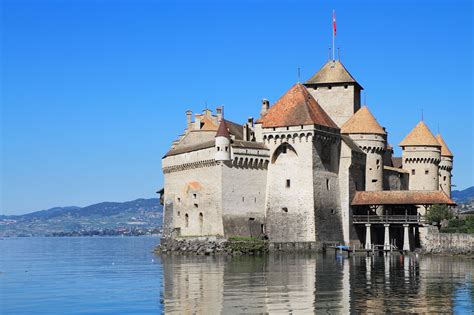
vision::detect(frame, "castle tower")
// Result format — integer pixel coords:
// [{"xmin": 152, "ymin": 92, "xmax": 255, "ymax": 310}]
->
[
  {"xmin": 435, "ymin": 134, "xmax": 453, "ymax": 197},
  {"xmin": 304, "ymin": 60, "xmax": 363, "ymax": 127},
  {"xmin": 341, "ymin": 106, "xmax": 386, "ymax": 191},
  {"xmin": 399, "ymin": 121, "xmax": 441, "ymax": 191},
  {"xmin": 215, "ymin": 119, "xmax": 231, "ymax": 162},
  {"xmin": 257, "ymin": 83, "xmax": 342, "ymax": 243}
]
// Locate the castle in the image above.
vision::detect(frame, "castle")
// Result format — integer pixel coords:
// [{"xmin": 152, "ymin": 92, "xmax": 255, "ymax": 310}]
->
[{"xmin": 160, "ymin": 59, "xmax": 455, "ymax": 251}]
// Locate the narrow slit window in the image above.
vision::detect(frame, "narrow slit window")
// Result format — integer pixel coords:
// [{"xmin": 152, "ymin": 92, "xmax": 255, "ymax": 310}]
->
[
  {"xmin": 412, "ymin": 169, "xmax": 416, "ymax": 175},
  {"xmin": 286, "ymin": 179, "xmax": 291, "ymax": 188},
  {"xmin": 326, "ymin": 179, "xmax": 330, "ymax": 190}
]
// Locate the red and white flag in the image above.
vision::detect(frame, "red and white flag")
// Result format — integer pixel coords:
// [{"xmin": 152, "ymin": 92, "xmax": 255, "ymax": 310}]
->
[{"xmin": 332, "ymin": 10, "xmax": 337, "ymax": 36}]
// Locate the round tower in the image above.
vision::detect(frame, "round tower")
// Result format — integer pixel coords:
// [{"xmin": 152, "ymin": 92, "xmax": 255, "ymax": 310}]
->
[
  {"xmin": 215, "ymin": 119, "xmax": 231, "ymax": 162},
  {"xmin": 436, "ymin": 134, "xmax": 453, "ymax": 197},
  {"xmin": 399, "ymin": 121, "xmax": 441, "ymax": 191},
  {"xmin": 341, "ymin": 106, "xmax": 386, "ymax": 191}
]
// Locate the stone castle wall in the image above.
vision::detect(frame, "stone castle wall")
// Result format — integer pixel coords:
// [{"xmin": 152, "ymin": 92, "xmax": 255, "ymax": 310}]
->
[
  {"xmin": 420, "ymin": 226, "xmax": 474, "ymax": 255},
  {"xmin": 264, "ymin": 128, "xmax": 317, "ymax": 242},
  {"xmin": 306, "ymin": 84, "xmax": 361, "ymax": 127},
  {"xmin": 313, "ymin": 137, "xmax": 344, "ymax": 243},
  {"xmin": 162, "ymin": 147, "xmax": 224, "ymax": 237},
  {"xmin": 221, "ymin": 162, "xmax": 267, "ymax": 238}
]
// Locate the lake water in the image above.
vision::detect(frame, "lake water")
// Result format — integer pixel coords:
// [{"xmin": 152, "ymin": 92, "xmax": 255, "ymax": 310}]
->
[{"xmin": 0, "ymin": 237, "xmax": 472, "ymax": 314}]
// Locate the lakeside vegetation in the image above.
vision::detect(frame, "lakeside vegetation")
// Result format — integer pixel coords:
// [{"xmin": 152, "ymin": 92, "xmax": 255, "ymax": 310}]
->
[{"xmin": 425, "ymin": 204, "xmax": 474, "ymax": 234}]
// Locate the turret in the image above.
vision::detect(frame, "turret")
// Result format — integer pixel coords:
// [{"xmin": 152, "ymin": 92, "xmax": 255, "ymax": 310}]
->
[
  {"xmin": 215, "ymin": 119, "xmax": 231, "ymax": 162},
  {"xmin": 341, "ymin": 106, "xmax": 386, "ymax": 191},
  {"xmin": 436, "ymin": 134, "xmax": 453, "ymax": 197},
  {"xmin": 304, "ymin": 60, "xmax": 363, "ymax": 127},
  {"xmin": 399, "ymin": 121, "xmax": 441, "ymax": 191}
]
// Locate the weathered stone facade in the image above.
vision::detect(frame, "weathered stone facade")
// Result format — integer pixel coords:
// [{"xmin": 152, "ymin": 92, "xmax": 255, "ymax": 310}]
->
[{"xmin": 160, "ymin": 59, "xmax": 454, "ymax": 250}]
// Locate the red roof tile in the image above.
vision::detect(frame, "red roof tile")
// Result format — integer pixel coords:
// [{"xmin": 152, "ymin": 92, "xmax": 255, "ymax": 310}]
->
[
  {"xmin": 351, "ymin": 190, "xmax": 456, "ymax": 206},
  {"xmin": 257, "ymin": 83, "xmax": 338, "ymax": 129},
  {"xmin": 435, "ymin": 134, "xmax": 453, "ymax": 157},
  {"xmin": 216, "ymin": 119, "xmax": 231, "ymax": 138}
]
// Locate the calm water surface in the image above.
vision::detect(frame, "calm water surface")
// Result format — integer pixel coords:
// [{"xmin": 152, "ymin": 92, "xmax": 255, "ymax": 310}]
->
[{"xmin": 1, "ymin": 237, "xmax": 473, "ymax": 314}]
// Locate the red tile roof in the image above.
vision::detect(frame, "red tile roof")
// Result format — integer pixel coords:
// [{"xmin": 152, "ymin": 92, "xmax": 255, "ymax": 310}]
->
[
  {"xmin": 399, "ymin": 121, "xmax": 440, "ymax": 147},
  {"xmin": 435, "ymin": 134, "xmax": 453, "ymax": 157},
  {"xmin": 216, "ymin": 119, "xmax": 231, "ymax": 138},
  {"xmin": 257, "ymin": 83, "xmax": 338, "ymax": 129},
  {"xmin": 305, "ymin": 60, "xmax": 360, "ymax": 87},
  {"xmin": 351, "ymin": 190, "xmax": 456, "ymax": 206},
  {"xmin": 341, "ymin": 106, "xmax": 386, "ymax": 135}
]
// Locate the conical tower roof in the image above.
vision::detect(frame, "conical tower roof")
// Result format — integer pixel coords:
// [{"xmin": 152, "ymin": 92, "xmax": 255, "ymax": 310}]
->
[
  {"xmin": 435, "ymin": 134, "xmax": 453, "ymax": 157},
  {"xmin": 305, "ymin": 60, "xmax": 362, "ymax": 88},
  {"xmin": 257, "ymin": 83, "xmax": 338, "ymax": 129},
  {"xmin": 341, "ymin": 106, "xmax": 386, "ymax": 135},
  {"xmin": 215, "ymin": 119, "xmax": 230, "ymax": 138},
  {"xmin": 399, "ymin": 121, "xmax": 440, "ymax": 147}
]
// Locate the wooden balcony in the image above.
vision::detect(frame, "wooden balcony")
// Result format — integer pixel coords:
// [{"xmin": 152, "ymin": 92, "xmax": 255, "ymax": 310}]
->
[{"xmin": 352, "ymin": 214, "xmax": 425, "ymax": 224}]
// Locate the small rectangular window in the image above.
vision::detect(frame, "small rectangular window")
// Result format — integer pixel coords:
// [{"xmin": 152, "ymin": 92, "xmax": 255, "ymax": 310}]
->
[
  {"xmin": 217, "ymin": 147, "xmax": 220, "ymax": 151},
  {"xmin": 412, "ymin": 169, "xmax": 415, "ymax": 175},
  {"xmin": 177, "ymin": 197, "xmax": 181, "ymax": 203},
  {"xmin": 286, "ymin": 179, "xmax": 291, "ymax": 188},
  {"xmin": 225, "ymin": 147, "xmax": 228, "ymax": 152},
  {"xmin": 193, "ymin": 194, "xmax": 197, "ymax": 199},
  {"xmin": 372, "ymin": 179, "xmax": 378, "ymax": 183},
  {"xmin": 242, "ymin": 196, "xmax": 245, "ymax": 202},
  {"xmin": 443, "ymin": 176, "xmax": 446, "ymax": 181},
  {"xmin": 326, "ymin": 179, "xmax": 330, "ymax": 190},
  {"xmin": 425, "ymin": 170, "xmax": 429, "ymax": 175}
]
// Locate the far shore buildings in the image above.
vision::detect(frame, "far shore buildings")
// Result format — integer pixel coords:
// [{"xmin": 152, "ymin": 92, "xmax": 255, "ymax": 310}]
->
[{"xmin": 159, "ymin": 58, "xmax": 455, "ymax": 251}]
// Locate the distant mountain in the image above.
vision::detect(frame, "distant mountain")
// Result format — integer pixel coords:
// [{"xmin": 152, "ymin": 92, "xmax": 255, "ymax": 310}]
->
[
  {"xmin": 452, "ymin": 186, "xmax": 474, "ymax": 203},
  {"xmin": 0, "ymin": 198, "xmax": 162, "ymax": 237}
]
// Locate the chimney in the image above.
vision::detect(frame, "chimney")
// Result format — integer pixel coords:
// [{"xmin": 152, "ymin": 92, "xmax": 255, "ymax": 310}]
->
[
  {"xmin": 243, "ymin": 124, "xmax": 248, "ymax": 141},
  {"xmin": 186, "ymin": 110, "xmax": 192, "ymax": 130},
  {"xmin": 247, "ymin": 117, "xmax": 254, "ymax": 127},
  {"xmin": 260, "ymin": 98, "xmax": 269, "ymax": 117},
  {"xmin": 216, "ymin": 106, "xmax": 223, "ymax": 122},
  {"xmin": 194, "ymin": 114, "xmax": 201, "ymax": 129}
]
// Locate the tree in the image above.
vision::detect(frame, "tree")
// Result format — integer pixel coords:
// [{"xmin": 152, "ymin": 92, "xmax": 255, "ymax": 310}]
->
[{"xmin": 425, "ymin": 204, "xmax": 454, "ymax": 225}]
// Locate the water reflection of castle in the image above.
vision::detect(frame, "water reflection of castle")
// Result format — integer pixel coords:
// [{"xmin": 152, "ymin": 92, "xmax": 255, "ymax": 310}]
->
[{"xmin": 160, "ymin": 254, "xmax": 473, "ymax": 313}]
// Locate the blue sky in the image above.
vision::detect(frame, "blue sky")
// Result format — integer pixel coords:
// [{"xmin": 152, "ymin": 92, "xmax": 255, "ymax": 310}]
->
[{"xmin": 1, "ymin": 0, "xmax": 473, "ymax": 215}]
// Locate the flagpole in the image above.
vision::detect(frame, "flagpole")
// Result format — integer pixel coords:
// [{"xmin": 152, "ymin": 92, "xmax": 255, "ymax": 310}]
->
[
  {"xmin": 332, "ymin": 10, "xmax": 335, "ymax": 61},
  {"xmin": 332, "ymin": 28, "xmax": 335, "ymax": 61}
]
